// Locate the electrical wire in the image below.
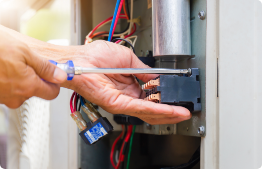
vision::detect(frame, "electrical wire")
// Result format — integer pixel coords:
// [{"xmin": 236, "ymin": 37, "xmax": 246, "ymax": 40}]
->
[
  {"xmin": 111, "ymin": 38, "xmax": 135, "ymax": 54},
  {"xmin": 128, "ymin": 0, "xmax": 134, "ymax": 34},
  {"xmin": 110, "ymin": 0, "xmax": 125, "ymax": 41},
  {"xmin": 116, "ymin": 125, "xmax": 133, "ymax": 169},
  {"xmin": 126, "ymin": 125, "xmax": 136, "ymax": 169},
  {"xmin": 108, "ymin": 0, "xmax": 122, "ymax": 41},
  {"xmin": 123, "ymin": 0, "xmax": 129, "ymax": 20},
  {"xmin": 125, "ymin": 0, "xmax": 130, "ymax": 19},
  {"xmin": 119, "ymin": 35, "xmax": 137, "ymax": 47},
  {"xmin": 80, "ymin": 96, "xmax": 85, "ymax": 106},
  {"xmin": 110, "ymin": 125, "xmax": 125, "ymax": 168},
  {"xmin": 104, "ymin": 0, "xmax": 134, "ymax": 38},
  {"xmin": 70, "ymin": 92, "xmax": 79, "ymax": 113},
  {"xmin": 87, "ymin": 15, "xmax": 127, "ymax": 38}
]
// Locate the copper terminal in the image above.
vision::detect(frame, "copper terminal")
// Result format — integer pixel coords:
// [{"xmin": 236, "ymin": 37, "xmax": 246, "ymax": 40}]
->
[
  {"xmin": 144, "ymin": 93, "xmax": 161, "ymax": 103},
  {"xmin": 142, "ymin": 78, "xmax": 160, "ymax": 89}
]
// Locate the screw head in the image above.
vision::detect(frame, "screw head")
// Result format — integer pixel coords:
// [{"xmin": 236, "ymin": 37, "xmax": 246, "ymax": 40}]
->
[
  {"xmin": 146, "ymin": 123, "xmax": 152, "ymax": 130},
  {"xmin": 198, "ymin": 11, "xmax": 206, "ymax": 20},
  {"xmin": 198, "ymin": 126, "xmax": 205, "ymax": 136}
]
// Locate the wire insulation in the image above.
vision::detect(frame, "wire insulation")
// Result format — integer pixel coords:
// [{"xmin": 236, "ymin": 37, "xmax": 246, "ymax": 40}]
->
[
  {"xmin": 110, "ymin": 125, "xmax": 125, "ymax": 168},
  {"xmin": 108, "ymin": 0, "xmax": 121, "ymax": 41},
  {"xmin": 111, "ymin": 0, "xmax": 125, "ymax": 41},
  {"xmin": 111, "ymin": 38, "xmax": 135, "ymax": 54},
  {"xmin": 116, "ymin": 125, "xmax": 133, "ymax": 169},
  {"xmin": 126, "ymin": 125, "xmax": 136, "ymax": 169}
]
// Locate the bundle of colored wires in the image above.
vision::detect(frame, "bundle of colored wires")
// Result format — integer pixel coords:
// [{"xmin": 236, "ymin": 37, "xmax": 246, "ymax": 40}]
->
[
  {"xmin": 70, "ymin": 92, "xmax": 79, "ymax": 113},
  {"xmin": 110, "ymin": 125, "xmax": 132, "ymax": 169},
  {"xmin": 108, "ymin": 0, "xmax": 125, "ymax": 41},
  {"xmin": 126, "ymin": 125, "xmax": 136, "ymax": 169},
  {"xmin": 85, "ymin": 14, "xmax": 128, "ymax": 44},
  {"xmin": 85, "ymin": 0, "xmax": 136, "ymax": 44},
  {"xmin": 110, "ymin": 125, "xmax": 136, "ymax": 169}
]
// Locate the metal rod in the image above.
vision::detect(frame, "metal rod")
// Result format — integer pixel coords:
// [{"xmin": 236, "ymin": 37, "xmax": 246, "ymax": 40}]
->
[{"xmin": 79, "ymin": 68, "xmax": 191, "ymax": 75}]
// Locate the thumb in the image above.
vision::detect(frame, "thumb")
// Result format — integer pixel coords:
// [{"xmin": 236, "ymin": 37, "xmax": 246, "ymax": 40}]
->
[{"xmin": 26, "ymin": 52, "xmax": 67, "ymax": 84}]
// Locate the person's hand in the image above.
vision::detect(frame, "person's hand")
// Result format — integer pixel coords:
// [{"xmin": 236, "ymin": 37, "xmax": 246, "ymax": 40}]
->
[
  {"xmin": 63, "ymin": 40, "xmax": 191, "ymax": 125},
  {"xmin": 0, "ymin": 32, "xmax": 67, "ymax": 108}
]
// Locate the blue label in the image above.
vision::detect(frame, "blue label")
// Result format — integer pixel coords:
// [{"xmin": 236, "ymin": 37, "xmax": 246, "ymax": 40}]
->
[{"xmin": 84, "ymin": 122, "xmax": 107, "ymax": 144}]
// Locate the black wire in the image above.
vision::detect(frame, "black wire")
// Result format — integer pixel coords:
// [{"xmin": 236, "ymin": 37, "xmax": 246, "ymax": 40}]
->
[
  {"xmin": 111, "ymin": 38, "xmax": 135, "ymax": 54},
  {"xmin": 126, "ymin": 0, "xmax": 130, "ymax": 19}
]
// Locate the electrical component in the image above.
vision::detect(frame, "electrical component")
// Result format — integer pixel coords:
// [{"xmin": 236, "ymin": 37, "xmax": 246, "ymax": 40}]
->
[
  {"xmin": 152, "ymin": 0, "xmax": 191, "ymax": 57},
  {"xmin": 70, "ymin": 111, "xmax": 87, "ymax": 131},
  {"xmin": 114, "ymin": 115, "xmax": 143, "ymax": 125},
  {"xmin": 144, "ymin": 68, "xmax": 201, "ymax": 113},
  {"xmin": 79, "ymin": 99, "xmax": 113, "ymax": 145}
]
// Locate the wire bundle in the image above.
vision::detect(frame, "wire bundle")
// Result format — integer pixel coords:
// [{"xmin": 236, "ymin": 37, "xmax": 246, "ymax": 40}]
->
[
  {"xmin": 110, "ymin": 125, "xmax": 136, "ymax": 169},
  {"xmin": 85, "ymin": 0, "xmax": 137, "ymax": 45},
  {"xmin": 70, "ymin": 92, "xmax": 80, "ymax": 113}
]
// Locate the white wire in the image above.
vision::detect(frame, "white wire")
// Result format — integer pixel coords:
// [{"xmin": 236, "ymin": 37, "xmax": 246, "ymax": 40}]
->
[
  {"xmin": 118, "ymin": 35, "xmax": 138, "ymax": 52},
  {"xmin": 128, "ymin": 0, "xmax": 134, "ymax": 34},
  {"xmin": 127, "ymin": 35, "xmax": 138, "ymax": 47},
  {"xmin": 121, "ymin": 35, "xmax": 138, "ymax": 47},
  {"xmin": 119, "ymin": 38, "xmax": 133, "ymax": 46}
]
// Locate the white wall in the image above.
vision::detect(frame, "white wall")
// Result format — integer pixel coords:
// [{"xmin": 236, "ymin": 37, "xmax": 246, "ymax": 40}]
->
[{"xmin": 203, "ymin": 0, "xmax": 262, "ymax": 169}]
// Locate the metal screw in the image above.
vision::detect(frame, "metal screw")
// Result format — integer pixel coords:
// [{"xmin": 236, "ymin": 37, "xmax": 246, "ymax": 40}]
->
[
  {"xmin": 146, "ymin": 123, "xmax": 152, "ymax": 130},
  {"xmin": 198, "ymin": 11, "xmax": 206, "ymax": 20},
  {"xmin": 198, "ymin": 126, "xmax": 205, "ymax": 136}
]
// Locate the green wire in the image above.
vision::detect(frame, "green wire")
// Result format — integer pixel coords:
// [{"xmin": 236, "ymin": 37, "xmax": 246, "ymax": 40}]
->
[{"xmin": 126, "ymin": 125, "xmax": 136, "ymax": 169}]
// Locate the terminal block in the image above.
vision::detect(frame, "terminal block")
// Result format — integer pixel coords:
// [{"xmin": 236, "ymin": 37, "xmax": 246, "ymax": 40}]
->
[{"xmin": 143, "ymin": 68, "xmax": 201, "ymax": 113}]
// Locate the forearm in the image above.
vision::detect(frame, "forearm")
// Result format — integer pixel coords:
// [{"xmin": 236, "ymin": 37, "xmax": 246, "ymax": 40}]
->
[{"xmin": 0, "ymin": 25, "xmax": 75, "ymax": 62}]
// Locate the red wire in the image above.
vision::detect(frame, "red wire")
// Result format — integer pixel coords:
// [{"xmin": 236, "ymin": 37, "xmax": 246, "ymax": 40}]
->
[
  {"xmin": 88, "ymin": 15, "xmax": 127, "ymax": 38},
  {"xmin": 116, "ymin": 125, "xmax": 133, "ymax": 169},
  {"xmin": 111, "ymin": 0, "xmax": 125, "ymax": 41},
  {"xmin": 110, "ymin": 125, "xmax": 124, "ymax": 168},
  {"xmin": 70, "ymin": 92, "xmax": 75, "ymax": 113},
  {"xmin": 74, "ymin": 92, "xmax": 78, "ymax": 112}
]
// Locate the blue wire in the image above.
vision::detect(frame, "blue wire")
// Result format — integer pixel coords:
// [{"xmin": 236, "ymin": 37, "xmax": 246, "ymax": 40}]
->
[
  {"xmin": 80, "ymin": 96, "xmax": 85, "ymax": 106},
  {"xmin": 108, "ymin": 0, "xmax": 121, "ymax": 41}
]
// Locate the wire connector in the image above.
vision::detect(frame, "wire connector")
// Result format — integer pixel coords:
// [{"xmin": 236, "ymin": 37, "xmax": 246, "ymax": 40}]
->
[
  {"xmin": 81, "ymin": 102, "xmax": 102, "ymax": 122},
  {"xmin": 70, "ymin": 111, "xmax": 87, "ymax": 131},
  {"xmin": 128, "ymin": 16, "xmax": 141, "ymax": 26}
]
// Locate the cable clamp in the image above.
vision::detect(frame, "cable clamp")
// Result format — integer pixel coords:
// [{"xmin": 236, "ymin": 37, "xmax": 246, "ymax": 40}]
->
[{"xmin": 128, "ymin": 16, "xmax": 141, "ymax": 26}]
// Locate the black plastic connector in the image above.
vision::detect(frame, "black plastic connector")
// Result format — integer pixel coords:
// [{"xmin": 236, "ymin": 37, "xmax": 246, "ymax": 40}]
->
[
  {"xmin": 79, "ymin": 117, "xmax": 113, "ymax": 145},
  {"xmin": 144, "ymin": 68, "xmax": 201, "ymax": 113},
  {"xmin": 113, "ymin": 115, "xmax": 144, "ymax": 125}
]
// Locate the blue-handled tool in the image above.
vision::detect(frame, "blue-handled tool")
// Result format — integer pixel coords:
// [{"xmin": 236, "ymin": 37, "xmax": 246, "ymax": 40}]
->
[
  {"xmin": 49, "ymin": 60, "xmax": 191, "ymax": 81},
  {"xmin": 49, "ymin": 60, "xmax": 75, "ymax": 80}
]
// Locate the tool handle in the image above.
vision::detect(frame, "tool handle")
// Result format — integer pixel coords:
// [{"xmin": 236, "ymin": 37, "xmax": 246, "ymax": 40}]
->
[{"xmin": 49, "ymin": 60, "xmax": 75, "ymax": 80}]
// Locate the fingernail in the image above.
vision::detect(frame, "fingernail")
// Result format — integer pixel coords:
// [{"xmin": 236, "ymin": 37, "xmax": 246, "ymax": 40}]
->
[{"xmin": 53, "ymin": 68, "xmax": 67, "ymax": 82}]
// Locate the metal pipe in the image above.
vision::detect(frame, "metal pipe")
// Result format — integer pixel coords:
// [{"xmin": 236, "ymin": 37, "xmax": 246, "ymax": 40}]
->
[{"xmin": 152, "ymin": 0, "xmax": 191, "ymax": 57}]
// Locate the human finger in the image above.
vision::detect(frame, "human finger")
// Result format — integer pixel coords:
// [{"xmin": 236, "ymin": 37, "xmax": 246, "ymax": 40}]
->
[
  {"xmin": 31, "ymin": 74, "xmax": 61, "ymax": 100},
  {"xmin": 105, "ymin": 94, "xmax": 191, "ymax": 119},
  {"xmin": 25, "ymin": 50, "xmax": 67, "ymax": 84}
]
